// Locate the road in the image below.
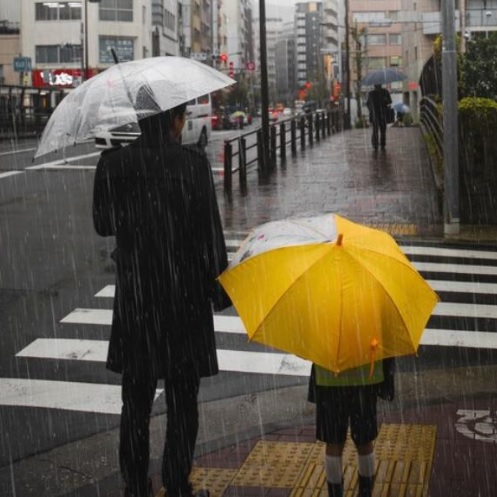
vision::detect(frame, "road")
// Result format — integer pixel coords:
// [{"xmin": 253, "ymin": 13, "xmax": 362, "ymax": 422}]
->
[{"xmin": 1, "ymin": 126, "xmax": 497, "ymax": 495}]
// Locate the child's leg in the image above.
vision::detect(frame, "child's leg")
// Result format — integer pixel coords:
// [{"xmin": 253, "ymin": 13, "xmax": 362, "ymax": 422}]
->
[
  {"xmin": 325, "ymin": 443, "xmax": 344, "ymax": 497},
  {"xmin": 357, "ymin": 442, "xmax": 375, "ymax": 497}
]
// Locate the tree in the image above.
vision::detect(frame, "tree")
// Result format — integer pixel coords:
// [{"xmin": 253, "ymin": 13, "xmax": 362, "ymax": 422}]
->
[
  {"xmin": 351, "ymin": 25, "xmax": 367, "ymax": 120},
  {"xmin": 460, "ymin": 33, "xmax": 497, "ymax": 99}
]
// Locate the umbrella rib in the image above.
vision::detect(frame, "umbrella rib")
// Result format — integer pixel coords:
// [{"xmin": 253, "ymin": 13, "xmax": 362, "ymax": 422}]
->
[{"xmin": 344, "ymin": 247, "xmax": 434, "ymax": 345}]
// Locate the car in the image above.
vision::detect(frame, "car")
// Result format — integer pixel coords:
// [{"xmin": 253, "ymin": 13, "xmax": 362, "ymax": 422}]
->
[
  {"xmin": 95, "ymin": 94, "xmax": 212, "ymax": 149},
  {"xmin": 211, "ymin": 112, "xmax": 232, "ymax": 130},
  {"xmin": 268, "ymin": 109, "xmax": 279, "ymax": 122}
]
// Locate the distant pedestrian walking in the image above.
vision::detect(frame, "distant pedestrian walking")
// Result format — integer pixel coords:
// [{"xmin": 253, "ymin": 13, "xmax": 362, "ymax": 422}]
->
[
  {"xmin": 366, "ymin": 84, "xmax": 392, "ymax": 150},
  {"xmin": 308, "ymin": 359, "xmax": 395, "ymax": 497}
]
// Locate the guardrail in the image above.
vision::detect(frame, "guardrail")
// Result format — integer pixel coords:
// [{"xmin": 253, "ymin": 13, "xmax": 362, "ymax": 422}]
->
[
  {"xmin": 223, "ymin": 109, "xmax": 343, "ymax": 193},
  {"xmin": 419, "ymin": 96, "xmax": 443, "ymax": 163}
]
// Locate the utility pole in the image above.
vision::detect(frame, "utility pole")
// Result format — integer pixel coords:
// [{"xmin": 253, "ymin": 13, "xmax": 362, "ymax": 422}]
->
[
  {"xmin": 259, "ymin": 0, "xmax": 271, "ymax": 174},
  {"xmin": 344, "ymin": 0, "xmax": 352, "ymax": 129},
  {"xmin": 442, "ymin": 0, "xmax": 460, "ymax": 235}
]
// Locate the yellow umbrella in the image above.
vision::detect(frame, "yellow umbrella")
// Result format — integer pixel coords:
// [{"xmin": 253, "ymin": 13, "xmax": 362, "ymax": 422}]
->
[{"xmin": 218, "ymin": 214, "xmax": 439, "ymax": 374}]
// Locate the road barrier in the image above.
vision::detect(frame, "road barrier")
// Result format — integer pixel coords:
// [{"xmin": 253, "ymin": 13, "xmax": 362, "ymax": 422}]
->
[{"xmin": 223, "ymin": 109, "xmax": 343, "ymax": 193}]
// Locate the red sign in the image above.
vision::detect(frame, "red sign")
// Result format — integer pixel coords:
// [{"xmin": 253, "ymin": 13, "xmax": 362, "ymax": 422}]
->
[
  {"xmin": 32, "ymin": 68, "xmax": 98, "ymax": 88},
  {"xmin": 246, "ymin": 61, "xmax": 255, "ymax": 71}
]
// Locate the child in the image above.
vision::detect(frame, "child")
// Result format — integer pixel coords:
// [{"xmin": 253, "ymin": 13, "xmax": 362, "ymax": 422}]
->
[{"xmin": 308, "ymin": 359, "xmax": 394, "ymax": 497}]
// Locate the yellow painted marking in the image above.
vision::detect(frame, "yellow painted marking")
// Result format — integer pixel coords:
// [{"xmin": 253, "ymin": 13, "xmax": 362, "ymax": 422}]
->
[{"xmin": 157, "ymin": 424, "xmax": 435, "ymax": 497}]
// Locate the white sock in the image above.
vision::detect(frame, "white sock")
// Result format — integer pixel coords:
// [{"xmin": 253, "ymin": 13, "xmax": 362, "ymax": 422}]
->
[
  {"xmin": 358, "ymin": 452, "xmax": 375, "ymax": 478},
  {"xmin": 325, "ymin": 455, "xmax": 342, "ymax": 484}
]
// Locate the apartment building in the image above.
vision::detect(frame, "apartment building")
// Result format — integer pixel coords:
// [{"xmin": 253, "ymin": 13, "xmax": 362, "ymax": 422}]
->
[{"xmin": 20, "ymin": 0, "xmax": 152, "ymax": 88}]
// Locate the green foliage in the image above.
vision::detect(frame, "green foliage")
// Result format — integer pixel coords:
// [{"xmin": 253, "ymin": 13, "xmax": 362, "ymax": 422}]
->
[
  {"xmin": 458, "ymin": 96, "xmax": 497, "ymax": 130},
  {"xmin": 460, "ymin": 33, "xmax": 497, "ymax": 99}
]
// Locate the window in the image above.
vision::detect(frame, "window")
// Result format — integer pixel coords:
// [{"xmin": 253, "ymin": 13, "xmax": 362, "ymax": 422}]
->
[
  {"xmin": 390, "ymin": 56, "xmax": 402, "ymax": 67},
  {"xmin": 99, "ymin": 37, "xmax": 134, "ymax": 63},
  {"xmin": 36, "ymin": 44, "xmax": 82, "ymax": 63},
  {"xmin": 99, "ymin": 0, "xmax": 133, "ymax": 22},
  {"xmin": 368, "ymin": 57, "xmax": 387, "ymax": 70},
  {"xmin": 35, "ymin": 2, "xmax": 81, "ymax": 21},
  {"xmin": 353, "ymin": 11, "xmax": 386, "ymax": 23},
  {"xmin": 368, "ymin": 34, "xmax": 386, "ymax": 45},
  {"xmin": 389, "ymin": 34, "xmax": 402, "ymax": 45}
]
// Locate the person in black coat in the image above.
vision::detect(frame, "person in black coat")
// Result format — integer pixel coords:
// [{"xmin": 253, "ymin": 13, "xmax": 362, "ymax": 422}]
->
[
  {"xmin": 93, "ymin": 100, "xmax": 229, "ymax": 497},
  {"xmin": 366, "ymin": 84, "xmax": 392, "ymax": 150}
]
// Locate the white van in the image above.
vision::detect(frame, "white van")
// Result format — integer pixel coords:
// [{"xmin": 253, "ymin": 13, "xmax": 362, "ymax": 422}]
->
[{"xmin": 94, "ymin": 93, "xmax": 212, "ymax": 149}]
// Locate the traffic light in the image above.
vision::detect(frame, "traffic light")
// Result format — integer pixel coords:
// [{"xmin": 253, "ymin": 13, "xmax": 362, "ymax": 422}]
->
[
  {"xmin": 228, "ymin": 61, "xmax": 235, "ymax": 78},
  {"xmin": 305, "ymin": 82, "xmax": 312, "ymax": 90},
  {"xmin": 220, "ymin": 53, "xmax": 228, "ymax": 64}
]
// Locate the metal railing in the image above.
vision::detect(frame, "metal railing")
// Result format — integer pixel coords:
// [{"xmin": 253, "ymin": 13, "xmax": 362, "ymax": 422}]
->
[
  {"xmin": 223, "ymin": 109, "xmax": 343, "ymax": 193},
  {"xmin": 419, "ymin": 96, "xmax": 443, "ymax": 162}
]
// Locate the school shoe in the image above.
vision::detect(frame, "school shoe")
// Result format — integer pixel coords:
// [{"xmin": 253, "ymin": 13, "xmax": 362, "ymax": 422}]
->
[
  {"xmin": 358, "ymin": 475, "xmax": 375, "ymax": 497},
  {"xmin": 327, "ymin": 481, "xmax": 343, "ymax": 497}
]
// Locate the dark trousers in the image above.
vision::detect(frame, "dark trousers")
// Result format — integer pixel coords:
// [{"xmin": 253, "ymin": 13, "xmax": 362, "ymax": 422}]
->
[
  {"xmin": 120, "ymin": 366, "xmax": 200, "ymax": 497},
  {"xmin": 371, "ymin": 120, "xmax": 387, "ymax": 149}
]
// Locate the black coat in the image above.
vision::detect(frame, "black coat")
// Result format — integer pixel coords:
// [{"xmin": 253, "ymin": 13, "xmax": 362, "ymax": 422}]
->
[
  {"xmin": 366, "ymin": 87, "xmax": 392, "ymax": 124},
  {"xmin": 92, "ymin": 132, "xmax": 228, "ymax": 379}
]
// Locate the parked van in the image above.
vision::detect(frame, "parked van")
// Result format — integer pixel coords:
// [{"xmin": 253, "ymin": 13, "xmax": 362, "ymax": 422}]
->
[{"xmin": 94, "ymin": 93, "xmax": 212, "ymax": 150}]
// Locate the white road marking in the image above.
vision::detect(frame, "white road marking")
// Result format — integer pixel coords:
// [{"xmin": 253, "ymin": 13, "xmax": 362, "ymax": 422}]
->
[
  {"xmin": 402, "ymin": 245, "xmax": 497, "ymax": 261},
  {"xmin": 427, "ymin": 280, "xmax": 497, "ymax": 295},
  {"xmin": 26, "ymin": 151, "xmax": 101, "ymax": 170},
  {"xmin": 0, "ymin": 378, "xmax": 162, "ymax": 415},
  {"xmin": 96, "ymin": 280, "xmax": 497, "ymax": 298},
  {"xmin": 0, "ymin": 171, "xmax": 24, "ymax": 179},
  {"xmin": 60, "ymin": 299, "xmax": 497, "ymax": 329},
  {"xmin": 420, "ymin": 329, "xmax": 497, "ymax": 348},
  {"xmin": 61, "ymin": 308, "xmax": 246, "ymax": 334},
  {"xmin": 16, "ymin": 339, "xmax": 311, "ymax": 376},
  {"xmin": 27, "ymin": 164, "xmax": 96, "ymax": 171},
  {"xmin": 414, "ymin": 261, "xmax": 497, "ymax": 276}
]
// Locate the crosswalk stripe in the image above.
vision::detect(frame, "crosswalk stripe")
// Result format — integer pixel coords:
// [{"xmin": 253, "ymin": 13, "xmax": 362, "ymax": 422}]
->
[
  {"xmin": 0, "ymin": 171, "xmax": 24, "ymax": 180},
  {"xmin": 16, "ymin": 339, "xmax": 312, "ymax": 376},
  {"xmin": 401, "ymin": 245, "xmax": 497, "ymax": 261},
  {"xmin": 60, "ymin": 301, "xmax": 497, "ymax": 329},
  {"xmin": 94, "ymin": 280, "xmax": 497, "ymax": 299},
  {"xmin": 61, "ymin": 308, "xmax": 246, "ymax": 333},
  {"xmin": 427, "ymin": 280, "xmax": 497, "ymax": 295},
  {"xmin": 420, "ymin": 329, "xmax": 497, "ymax": 348},
  {"xmin": 414, "ymin": 261, "xmax": 497, "ymax": 276},
  {"xmin": 0, "ymin": 378, "xmax": 142, "ymax": 415}
]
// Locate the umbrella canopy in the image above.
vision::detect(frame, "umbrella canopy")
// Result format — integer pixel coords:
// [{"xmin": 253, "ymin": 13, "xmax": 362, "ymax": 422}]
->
[
  {"xmin": 393, "ymin": 102, "xmax": 410, "ymax": 114},
  {"xmin": 35, "ymin": 56, "xmax": 235, "ymax": 158},
  {"xmin": 230, "ymin": 111, "xmax": 247, "ymax": 119},
  {"xmin": 361, "ymin": 68, "xmax": 407, "ymax": 86},
  {"xmin": 218, "ymin": 214, "xmax": 439, "ymax": 374}
]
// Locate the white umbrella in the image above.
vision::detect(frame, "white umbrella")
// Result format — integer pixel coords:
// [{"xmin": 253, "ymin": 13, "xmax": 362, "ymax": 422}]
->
[{"xmin": 35, "ymin": 56, "xmax": 235, "ymax": 158}]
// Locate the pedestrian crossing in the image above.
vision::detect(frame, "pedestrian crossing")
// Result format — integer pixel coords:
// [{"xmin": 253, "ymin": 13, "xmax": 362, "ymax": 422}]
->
[{"xmin": 2, "ymin": 235, "xmax": 497, "ymax": 414}]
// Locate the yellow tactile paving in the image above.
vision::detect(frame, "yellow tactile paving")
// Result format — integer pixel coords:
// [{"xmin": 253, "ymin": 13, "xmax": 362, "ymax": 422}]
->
[
  {"xmin": 178, "ymin": 423, "xmax": 436, "ymax": 497},
  {"xmin": 232, "ymin": 441, "xmax": 315, "ymax": 487}
]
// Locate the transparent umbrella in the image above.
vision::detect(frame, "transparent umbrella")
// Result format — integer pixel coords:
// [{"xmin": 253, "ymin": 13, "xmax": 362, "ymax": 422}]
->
[
  {"xmin": 35, "ymin": 56, "xmax": 235, "ymax": 158},
  {"xmin": 361, "ymin": 68, "xmax": 407, "ymax": 86}
]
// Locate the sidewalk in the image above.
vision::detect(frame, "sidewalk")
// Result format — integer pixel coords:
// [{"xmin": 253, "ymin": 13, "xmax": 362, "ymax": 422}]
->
[
  {"xmin": 61, "ymin": 126, "xmax": 497, "ymax": 497},
  {"xmin": 218, "ymin": 125, "xmax": 497, "ymax": 244}
]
